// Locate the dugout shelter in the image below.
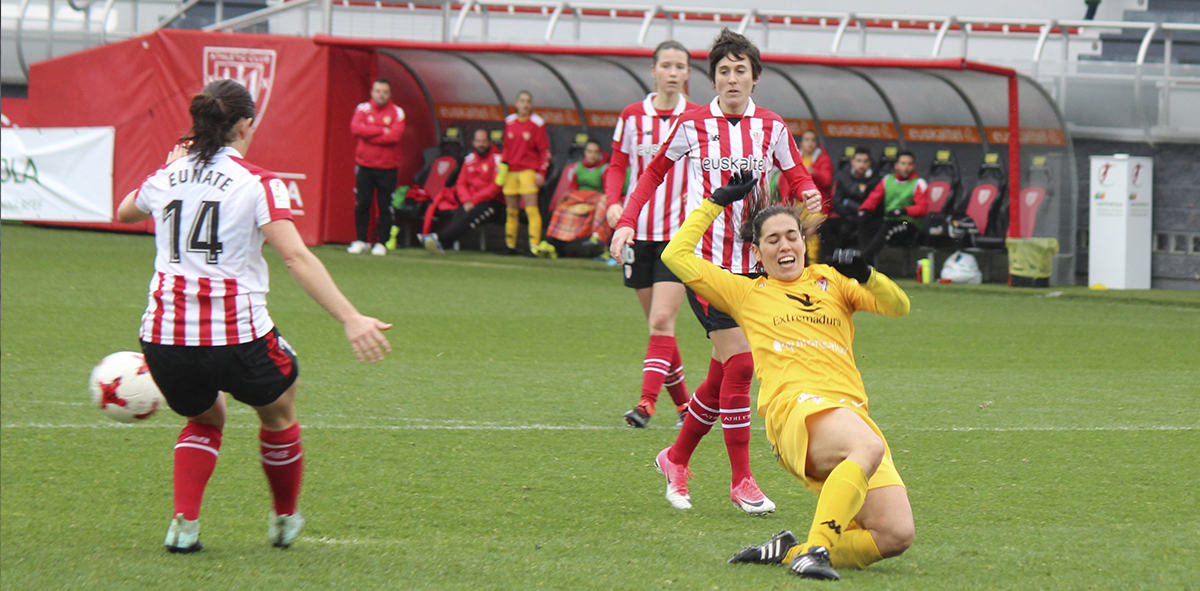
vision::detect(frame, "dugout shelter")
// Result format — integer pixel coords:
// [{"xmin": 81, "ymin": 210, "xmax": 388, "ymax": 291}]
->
[{"xmin": 22, "ymin": 29, "xmax": 1077, "ymax": 283}]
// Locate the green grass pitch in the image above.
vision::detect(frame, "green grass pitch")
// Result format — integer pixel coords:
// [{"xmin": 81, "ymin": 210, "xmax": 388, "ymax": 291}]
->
[{"xmin": 2, "ymin": 221, "xmax": 1197, "ymax": 590}]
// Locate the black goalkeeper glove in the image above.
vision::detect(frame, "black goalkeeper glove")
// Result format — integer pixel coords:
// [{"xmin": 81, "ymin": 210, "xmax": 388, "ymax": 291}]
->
[
  {"xmin": 708, "ymin": 170, "xmax": 757, "ymax": 207},
  {"xmin": 829, "ymin": 248, "xmax": 872, "ymax": 283}
]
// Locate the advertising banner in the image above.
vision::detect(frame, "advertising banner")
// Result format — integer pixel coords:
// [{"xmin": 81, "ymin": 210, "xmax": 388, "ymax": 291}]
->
[
  {"xmin": 1, "ymin": 127, "xmax": 114, "ymax": 222},
  {"xmin": 26, "ymin": 30, "xmax": 345, "ymax": 244}
]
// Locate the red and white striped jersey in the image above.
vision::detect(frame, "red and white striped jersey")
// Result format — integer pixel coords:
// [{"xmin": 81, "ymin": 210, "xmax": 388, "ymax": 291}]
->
[
  {"xmin": 616, "ymin": 97, "xmax": 818, "ymax": 274},
  {"xmin": 605, "ymin": 93, "xmax": 698, "ymax": 241},
  {"xmin": 133, "ymin": 146, "xmax": 293, "ymax": 346}
]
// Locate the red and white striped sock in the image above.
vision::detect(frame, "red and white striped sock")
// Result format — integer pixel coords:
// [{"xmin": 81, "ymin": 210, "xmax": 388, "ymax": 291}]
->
[
  {"xmin": 639, "ymin": 335, "xmax": 677, "ymax": 407},
  {"xmin": 721, "ymin": 352, "xmax": 754, "ymax": 485},
  {"xmin": 173, "ymin": 421, "xmax": 223, "ymax": 521},
  {"xmin": 260, "ymin": 423, "xmax": 304, "ymax": 516},
  {"xmin": 664, "ymin": 343, "xmax": 690, "ymax": 408},
  {"xmin": 668, "ymin": 357, "xmax": 723, "ymax": 466}
]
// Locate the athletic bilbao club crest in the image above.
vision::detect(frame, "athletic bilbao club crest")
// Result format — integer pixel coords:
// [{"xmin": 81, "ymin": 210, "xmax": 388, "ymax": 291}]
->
[{"xmin": 203, "ymin": 47, "xmax": 277, "ymax": 131}]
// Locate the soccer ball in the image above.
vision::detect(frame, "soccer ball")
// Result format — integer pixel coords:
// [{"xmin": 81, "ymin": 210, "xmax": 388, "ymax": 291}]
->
[{"xmin": 88, "ymin": 351, "xmax": 165, "ymax": 423}]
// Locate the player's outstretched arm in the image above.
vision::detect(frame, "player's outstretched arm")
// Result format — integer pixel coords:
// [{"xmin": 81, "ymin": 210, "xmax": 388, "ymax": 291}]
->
[{"xmin": 262, "ymin": 219, "xmax": 393, "ymax": 362}]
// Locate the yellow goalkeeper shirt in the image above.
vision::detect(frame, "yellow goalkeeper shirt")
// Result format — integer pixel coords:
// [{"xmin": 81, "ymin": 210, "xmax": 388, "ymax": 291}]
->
[{"xmin": 662, "ymin": 200, "xmax": 910, "ymax": 425}]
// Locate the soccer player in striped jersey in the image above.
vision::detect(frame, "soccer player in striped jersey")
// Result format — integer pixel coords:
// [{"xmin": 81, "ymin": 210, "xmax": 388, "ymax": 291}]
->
[
  {"xmin": 663, "ymin": 173, "xmax": 914, "ymax": 581},
  {"xmin": 117, "ymin": 79, "xmax": 392, "ymax": 553},
  {"xmin": 603, "ymin": 40, "xmax": 700, "ymax": 429},
  {"xmin": 610, "ymin": 29, "xmax": 821, "ymax": 515}
]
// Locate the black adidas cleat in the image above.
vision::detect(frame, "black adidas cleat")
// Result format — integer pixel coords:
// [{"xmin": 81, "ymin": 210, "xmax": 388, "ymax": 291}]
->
[
  {"xmin": 728, "ymin": 530, "xmax": 798, "ymax": 564},
  {"xmin": 623, "ymin": 402, "xmax": 653, "ymax": 428},
  {"xmin": 789, "ymin": 546, "xmax": 840, "ymax": 581}
]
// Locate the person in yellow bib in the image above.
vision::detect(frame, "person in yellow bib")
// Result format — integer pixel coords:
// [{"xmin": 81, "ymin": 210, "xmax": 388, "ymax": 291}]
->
[{"xmin": 662, "ymin": 172, "xmax": 914, "ymax": 581}]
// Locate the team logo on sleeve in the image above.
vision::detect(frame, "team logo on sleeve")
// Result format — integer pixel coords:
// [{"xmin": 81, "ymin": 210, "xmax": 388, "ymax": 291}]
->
[
  {"xmin": 269, "ymin": 178, "xmax": 290, "ymax": 209},
  {"xmin": 204, "ymin": 47, "xmax": 277, "ymax": 132}
]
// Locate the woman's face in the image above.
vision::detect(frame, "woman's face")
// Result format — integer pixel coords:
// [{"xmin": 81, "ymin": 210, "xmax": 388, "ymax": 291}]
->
[
  {"xmin": 652, "ymin": 49, "xmax": 690, "ymax": 97},
  {"xmin": 800, "ymin": 132, "xmax": 817, "ymax": 155},
  {"xmin": 751, "ymin": 213, "xmax": 806, "ymax": 282},
  {"xmin": 713, "ymin": 54, "xmax": 757, "ymax": 115},
  {"xmin": 515, "ymin": 93, "xmax": 533, "ymax": 118}
]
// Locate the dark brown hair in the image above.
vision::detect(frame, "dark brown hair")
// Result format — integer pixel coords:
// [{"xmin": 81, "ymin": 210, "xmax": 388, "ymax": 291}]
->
[
  {"xmin": 653, "ymin": 40, "xmax": 689, "ymax": 63},
  {"xmin": 707, "ymin": 28, "xmax": 761, "ymax": 83},
  {"xmin": 180, "ymin": 79, "xmax": 255, "ymax": 167},
  {"xmin": 738, "ymin": 204, "xmax": 805, "ymax": 246}
]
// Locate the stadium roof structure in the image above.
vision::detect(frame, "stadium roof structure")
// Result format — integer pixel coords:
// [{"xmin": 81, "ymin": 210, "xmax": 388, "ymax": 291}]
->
[{"xmin": 317, "ymin": 36, "xmax": 1076, "ymax": 241}]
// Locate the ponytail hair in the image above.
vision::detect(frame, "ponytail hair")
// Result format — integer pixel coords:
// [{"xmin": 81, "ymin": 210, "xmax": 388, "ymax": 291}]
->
[{"xmin": 181, "ymin": 79, "xmax": 256, "ymax": 167}]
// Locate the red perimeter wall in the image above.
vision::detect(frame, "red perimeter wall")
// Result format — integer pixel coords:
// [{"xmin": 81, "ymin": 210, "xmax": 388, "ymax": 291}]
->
[{"xmin": 26, "ymin": 29, "xmax": 381, "ymax": 245}]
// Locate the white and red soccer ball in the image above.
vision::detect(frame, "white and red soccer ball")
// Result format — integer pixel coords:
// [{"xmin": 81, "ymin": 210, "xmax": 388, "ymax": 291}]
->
[{"xmin": 88, "ymin": 351, "xmax": 165, "ymax": 423}]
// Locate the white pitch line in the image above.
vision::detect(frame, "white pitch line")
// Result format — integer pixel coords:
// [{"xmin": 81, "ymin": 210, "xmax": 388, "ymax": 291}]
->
[{"xmin": 1, "ymin": 421, "xmax": 1195, "ymax": 432}]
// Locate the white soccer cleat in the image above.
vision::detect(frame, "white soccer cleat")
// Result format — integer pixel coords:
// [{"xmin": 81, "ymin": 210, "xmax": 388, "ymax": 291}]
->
[
  {"xmin": 268, "ymin": 510, "xmax": 305, "ymax": 548},
  {"xmin": 346, "ymin": 240, "xmax": 370, "ymax": 254},
  {"xmin": 164, "ymin": 513, "xmax": 202, "ymax": 553},
  {"xmin": 730, "ymin": 476, "xmax": 776, "ymax": 515},
  {"xmin": 370, "ymin": 243, "xmax": 387, "ymax": 256},
  {"xmin": 654, "ymin": 446, "xmax": 692, "ymax": 510}
]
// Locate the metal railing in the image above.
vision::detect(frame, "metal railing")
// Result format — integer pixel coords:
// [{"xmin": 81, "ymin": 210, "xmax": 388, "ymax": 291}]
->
[{"xmin": 7, "ymin": 0, "xmax": 1200, "ymax": 140}]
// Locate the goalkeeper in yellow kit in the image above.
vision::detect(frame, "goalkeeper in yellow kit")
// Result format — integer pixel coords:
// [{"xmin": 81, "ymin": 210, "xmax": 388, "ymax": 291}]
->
[{"xmin": 661, "ymin": 172, "xmax": 914, "ymax": 581}]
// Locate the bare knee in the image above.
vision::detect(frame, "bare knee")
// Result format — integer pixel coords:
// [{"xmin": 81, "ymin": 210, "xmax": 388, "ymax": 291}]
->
[
  {"xmin": 876, "ymin": 523, "xmax": 915, "ymax": 558},
  {"xmin": 647, "ymin": 312, "xmax": 675, "ymax": 335},
  {"xmin": 850, "ymin": 435, "xmax": 886, "ymax": 477}
]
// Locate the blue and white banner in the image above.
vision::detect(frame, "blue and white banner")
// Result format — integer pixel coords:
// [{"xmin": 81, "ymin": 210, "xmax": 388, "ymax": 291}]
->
[{"xmin": 1, "ymin": 127, "xmax": 114, "ymax": 222}]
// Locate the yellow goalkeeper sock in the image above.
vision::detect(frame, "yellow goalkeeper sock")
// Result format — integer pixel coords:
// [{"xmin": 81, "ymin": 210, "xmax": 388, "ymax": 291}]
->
[
  {"xmin": 525, "ymin": 206, "xmax": 542, "ymax": 248},
  {"xmin": 828, "ymin": 528, "xmax": 884, "ymax": 569},
  {"xmin": 505, "ymin": 207, "xmax": 520, "ymax": 249},
  {"xmin": 807, "ymin": 459, "xmax": 869, "ymax": 550}
]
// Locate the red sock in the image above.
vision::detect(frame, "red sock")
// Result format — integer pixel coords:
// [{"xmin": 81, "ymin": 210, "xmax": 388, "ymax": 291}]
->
[
  {"xmin": 721, "ymin": 352, "xmax": 754, "ymax": 485},
  {"xmin": 260, "ymin": 423, "xmax": 304, "ymax": 516},
  {"xmin": 173, "ymin": 422, "xmax": 223, "ymax": 521},
  {"xmin": 668, "ymin": 357, "xmax": 723, "ymax": 466},
  {"xmin": 639, "ymin": 335, "xmax": 677, "ymax": 406},
  {"xmin": 663, "ymin": 344, "xmax": 690, "ymax": 407}
]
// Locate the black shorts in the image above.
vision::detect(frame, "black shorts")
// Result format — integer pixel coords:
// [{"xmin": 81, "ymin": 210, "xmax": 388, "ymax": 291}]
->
[
  {"xmin": 141, "ymin": 327, "xmax": 299, "ymax": 418},
  {"xmin": 623, "ymin": 241, "xmax": 682, "ymax": 289},
  {"xmin": 686, "ymin": 287, "xmax": 741, "ymax": 335}
]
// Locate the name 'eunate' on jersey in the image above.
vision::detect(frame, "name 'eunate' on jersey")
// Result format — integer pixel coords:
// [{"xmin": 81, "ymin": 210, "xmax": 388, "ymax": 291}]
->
[{"xmin": 133, "ymin": 146, "xmax": 293, "ymax": 346}]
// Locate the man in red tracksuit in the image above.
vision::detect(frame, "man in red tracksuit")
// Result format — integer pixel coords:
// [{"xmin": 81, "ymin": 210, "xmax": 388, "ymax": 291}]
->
[
  {"xmin": 349, "ymin": 79, "xmax": 406, "ymax": 256},
  {"xmin": 420, "ymin": 129, "xmax": 506, "ymax": 253}
]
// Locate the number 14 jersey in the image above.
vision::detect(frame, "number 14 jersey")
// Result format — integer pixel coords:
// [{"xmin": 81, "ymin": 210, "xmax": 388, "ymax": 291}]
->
[{"xmin": 133, "ymin": 146, "xmax": 293, "ymax": 346}]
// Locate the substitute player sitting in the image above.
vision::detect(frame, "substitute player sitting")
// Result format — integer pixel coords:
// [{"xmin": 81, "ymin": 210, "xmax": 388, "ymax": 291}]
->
[
  {"xmin": 117, "ymin": 79, "xmax": 392, "ymax": 553},
  {"xmin": 662, "ymin": 172, "xmax": 914, "ymax": 581}
]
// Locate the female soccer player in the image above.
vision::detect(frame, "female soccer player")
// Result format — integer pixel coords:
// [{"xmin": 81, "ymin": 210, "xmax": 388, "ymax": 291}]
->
[
  {"xmin": 499, "ymin": 90, "xmax": 552, "ymax": 255},
  {"xmin": 116, "ymin": 79, "xmax": 392, "ymax": 553},
  {"xmin": 603, "ymin": 40, "xmax": 700, "ymax": 429},
  {"xmin": 610, "ymin": 29, "xmax": 820, "ymax": 515},
  {"xmin": 665, "ymin": 172, "xmax": 915, "ymax": 581}
]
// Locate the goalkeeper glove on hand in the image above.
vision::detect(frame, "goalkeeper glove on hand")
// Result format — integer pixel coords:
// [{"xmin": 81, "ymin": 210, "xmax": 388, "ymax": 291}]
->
[
  {"xmin": 708, "ymin": 170, "xmax": 757, "ymax": 207},
  {"xmin": 829, "ymin": 248, "xmax": 872, "ymax": 283},
  {"xmin": 889, "ymin": 208, "xmax": 905, "ymax": 217}
]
